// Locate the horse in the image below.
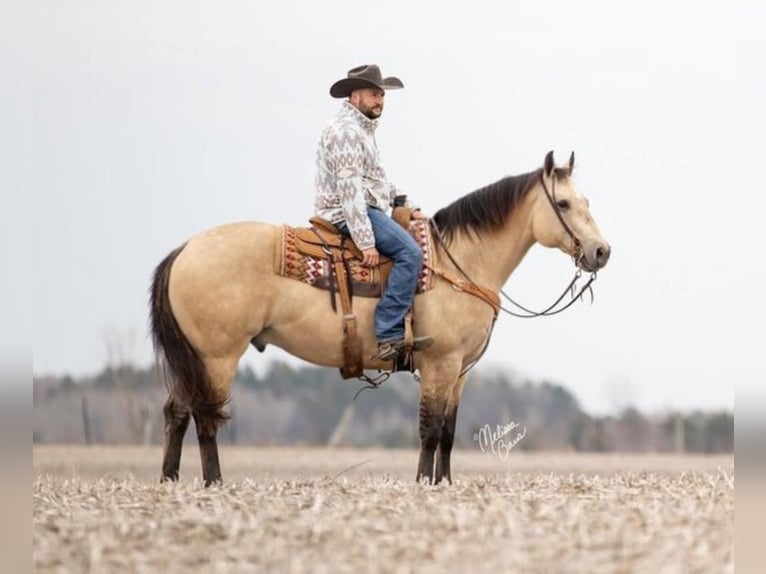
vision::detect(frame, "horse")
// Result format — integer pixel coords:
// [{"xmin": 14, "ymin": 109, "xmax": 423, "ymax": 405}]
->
[{"xmin": 149, "ymin": 151, "xmax": 610, "ymax": 486}]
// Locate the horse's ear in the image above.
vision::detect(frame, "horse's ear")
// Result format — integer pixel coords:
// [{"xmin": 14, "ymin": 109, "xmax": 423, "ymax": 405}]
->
[
  {"xmin": 544, "ymin": 151, "xmax": 555, "ymax": 178},
  {"xmin": 568, "ymin": 151, "xmax": 575, "ymax": 176}
]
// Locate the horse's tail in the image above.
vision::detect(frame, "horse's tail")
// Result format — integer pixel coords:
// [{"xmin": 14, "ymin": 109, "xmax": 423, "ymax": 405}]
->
[{"xmin": 149, "ymin": 244, "xmax": 230, "ymax": 425}]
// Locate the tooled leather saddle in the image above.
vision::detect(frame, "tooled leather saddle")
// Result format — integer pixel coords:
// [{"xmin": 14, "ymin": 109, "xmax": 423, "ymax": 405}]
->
[{"xmin": 276, "ymin": 206, "xmax": 434, "ymax": 379}]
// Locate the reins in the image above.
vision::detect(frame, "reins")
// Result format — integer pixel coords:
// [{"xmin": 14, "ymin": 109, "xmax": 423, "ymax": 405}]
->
[
  {"xmin": 425, "ymin": 172, "xmax": 598, "ymax": 375},
  {"xmin": 499, "ymin": 173, "xmax": 597, "ymax": 317},
  {"xmin": 361, "ymin": 171, "xmax": 599, "ymax": 387}
]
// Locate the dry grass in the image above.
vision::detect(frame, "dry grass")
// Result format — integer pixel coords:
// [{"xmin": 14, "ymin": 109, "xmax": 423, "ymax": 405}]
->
[{"xmin": 34, "ymin": 446, "xmax": 733, "ymax": 573}]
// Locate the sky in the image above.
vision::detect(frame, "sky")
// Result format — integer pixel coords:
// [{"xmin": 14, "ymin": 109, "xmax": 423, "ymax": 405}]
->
[{"xmin": 7, "ymin": 1, "xmax": 764, "ymax": 414}]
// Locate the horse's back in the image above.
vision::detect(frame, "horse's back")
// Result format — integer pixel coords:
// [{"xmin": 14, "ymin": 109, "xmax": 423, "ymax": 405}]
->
[{"xmin": 176, "ymin": 220, "xmax": 280, "ymax": 272}]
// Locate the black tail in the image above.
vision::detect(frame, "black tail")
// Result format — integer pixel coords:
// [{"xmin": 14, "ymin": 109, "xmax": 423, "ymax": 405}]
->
[{"xmin": 149, "ymin": 245, "xmax": 230, "ymax": 426}]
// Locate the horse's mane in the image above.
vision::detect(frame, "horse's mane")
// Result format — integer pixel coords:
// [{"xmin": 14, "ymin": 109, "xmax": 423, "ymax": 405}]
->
[{"xmin": 432, "ymin": 167, "xmax": 569, "ymax": 242}]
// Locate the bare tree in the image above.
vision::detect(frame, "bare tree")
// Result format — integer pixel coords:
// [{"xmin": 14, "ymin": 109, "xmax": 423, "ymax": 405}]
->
[
  {"xmin": 604, "ymin": 375, "xmax": 640, "ymax": 414},
  {"xmin": 102, "ymin": 324, "xmax": 150, "ymax": 443},
  {"xmin": 102, "ymin": 324, "xmax": 139, "ymax": 370},
  {"xmin": 327, "ymin": 404, "xmax": 355, "ymax": 447}
]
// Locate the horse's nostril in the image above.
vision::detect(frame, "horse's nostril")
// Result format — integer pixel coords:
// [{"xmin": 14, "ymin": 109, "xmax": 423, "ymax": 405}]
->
[{"xmin": 595, "ymin": 245, "xmax": 610, "ymax": 265}]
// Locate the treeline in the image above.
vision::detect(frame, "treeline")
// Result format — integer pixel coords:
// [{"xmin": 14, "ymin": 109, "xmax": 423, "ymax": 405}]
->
[{"xmin": 33, "ymin": 361, "xmax": 733, "ymax": 453}]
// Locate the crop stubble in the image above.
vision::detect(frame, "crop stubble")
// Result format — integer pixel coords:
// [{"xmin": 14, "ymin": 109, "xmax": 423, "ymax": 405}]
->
[{"xmin": 33, "ymin": 446, "xmax": 733, "ymax": 573}]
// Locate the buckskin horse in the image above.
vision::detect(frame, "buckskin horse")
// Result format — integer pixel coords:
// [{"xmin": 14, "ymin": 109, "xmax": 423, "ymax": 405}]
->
[{"xmin": 150, "ymin": 151, "xmax": 610, "ymax": 486}]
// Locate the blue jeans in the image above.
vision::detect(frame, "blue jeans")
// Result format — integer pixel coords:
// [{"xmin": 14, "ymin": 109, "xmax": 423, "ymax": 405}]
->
[{"xmin": 338, "ymin": 207, "xmax": 423, "ymax": 342}]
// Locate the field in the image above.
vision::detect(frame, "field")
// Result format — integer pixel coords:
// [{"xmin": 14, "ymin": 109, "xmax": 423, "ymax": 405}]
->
[{"xmin": 33, "ymin": 446, "xmax": 733, "ymax": 573}]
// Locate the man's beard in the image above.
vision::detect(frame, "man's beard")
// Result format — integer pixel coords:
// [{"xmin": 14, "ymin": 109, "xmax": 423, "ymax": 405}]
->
[{"xmin": 361, "ymin": 105, "xmax": 382, "ymax": 120}]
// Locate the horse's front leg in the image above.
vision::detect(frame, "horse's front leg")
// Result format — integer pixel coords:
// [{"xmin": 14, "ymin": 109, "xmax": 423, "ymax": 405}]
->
[
  {"xmin": 416, "ymin": 357, "xmax": 461, "ymax": 484},
  {"xmin": 434, "ymin": 375, "xmax": 466, "ymax": 485}
]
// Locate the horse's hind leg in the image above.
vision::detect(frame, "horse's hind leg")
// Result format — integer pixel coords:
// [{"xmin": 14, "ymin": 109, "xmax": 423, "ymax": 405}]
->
[
  {"xmin": 192, "ymin": 355, "xmax": 239, "ymax": 487},
  {"xmin": 193, "ymin": 412, "xmax": 222, "ymax": 487},
  {"xmin": 161, "ymin": 394, "xmax": 191, "ymax": 482}
]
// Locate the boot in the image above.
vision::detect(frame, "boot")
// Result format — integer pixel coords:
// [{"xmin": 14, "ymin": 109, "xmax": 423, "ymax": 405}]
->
[{"xmin": 374, "ymin": 336, "xmax": 434, "ymax": 361}]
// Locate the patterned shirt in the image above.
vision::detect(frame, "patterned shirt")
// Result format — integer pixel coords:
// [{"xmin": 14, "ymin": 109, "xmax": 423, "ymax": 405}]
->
[{"xmin": 314, "ymin": 101, "xmax": 409, "ymax": 250}]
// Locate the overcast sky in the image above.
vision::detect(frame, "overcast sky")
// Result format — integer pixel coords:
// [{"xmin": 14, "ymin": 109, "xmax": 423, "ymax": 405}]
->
[{"xmin": 8, "ymin": 1, "xmax": 763, "ymax": 414}]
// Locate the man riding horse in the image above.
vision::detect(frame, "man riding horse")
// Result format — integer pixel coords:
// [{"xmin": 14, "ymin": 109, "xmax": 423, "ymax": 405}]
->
[
  {"xmin": 151, "ymin": 64, "xmax": 611, "ymax": 485},
  {"xmin": 314, "ymin": 64, "xmax": 434, "ymax": 362}
]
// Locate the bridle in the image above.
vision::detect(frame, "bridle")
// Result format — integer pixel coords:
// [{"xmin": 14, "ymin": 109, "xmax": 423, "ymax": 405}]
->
[
  {"xmin": 432, "ymin": 171, "xmax": 597, "ymax": 319},
  {"xmin": 540, "ymin": 170, "xmax": 583, "ymax": 264},
  {"xmin": 428, "ymin": 171, "xmax": 599, "ymax": 375},
  {"xmin": 499, "ymin": 171, "xmax": 597, "ymax": 318}
]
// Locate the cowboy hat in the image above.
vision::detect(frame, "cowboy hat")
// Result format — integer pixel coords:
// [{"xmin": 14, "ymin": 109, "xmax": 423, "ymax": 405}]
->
[{"xmin": 329, "ymin": 64, "xmax": 404, "ymax": 98}]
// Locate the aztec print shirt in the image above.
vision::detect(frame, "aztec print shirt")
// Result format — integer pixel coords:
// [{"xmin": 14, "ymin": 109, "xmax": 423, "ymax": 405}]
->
[{"xmin": 314, "ymin": 101, "xmax": 412, "ymax": 250}]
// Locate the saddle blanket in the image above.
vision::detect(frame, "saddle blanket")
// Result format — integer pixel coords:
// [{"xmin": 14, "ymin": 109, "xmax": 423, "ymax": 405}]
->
[{"xmin": 278, "ymin": 219, "xmax": 434, "ymax": 297}]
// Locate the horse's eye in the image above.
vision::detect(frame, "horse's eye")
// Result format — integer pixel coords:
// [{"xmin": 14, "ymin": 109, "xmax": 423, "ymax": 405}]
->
[{"xmin": 556, "ymin": 200, "xmax": 570, "ymax": 210}]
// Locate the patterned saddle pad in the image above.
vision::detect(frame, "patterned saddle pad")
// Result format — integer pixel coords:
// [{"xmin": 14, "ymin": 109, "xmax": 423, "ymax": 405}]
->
[{"xmin": 278, "ymin": 219, "xmax": 434, "ymax": 298}]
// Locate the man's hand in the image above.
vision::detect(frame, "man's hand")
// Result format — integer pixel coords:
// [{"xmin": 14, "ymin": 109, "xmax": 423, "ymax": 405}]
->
[
  {"xmin": 361, "ymin": 247, "xmax": 380, "ymax": 267},
  {"xmin": 411, "ymin": 210, "xmax": 427, "ymax": 220}
]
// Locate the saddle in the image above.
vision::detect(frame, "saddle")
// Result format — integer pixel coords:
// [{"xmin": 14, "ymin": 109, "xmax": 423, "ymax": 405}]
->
[
  {"xmin": 277, "ymin": 207, "xmax": 434, "ymax": 379},
  {"xmin": 292, "ymin": 216, "xmax": 394, "ymax": 297}
]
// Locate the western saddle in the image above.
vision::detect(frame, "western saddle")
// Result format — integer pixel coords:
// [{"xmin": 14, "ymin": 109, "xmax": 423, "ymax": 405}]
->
[{"xmin": 289, "ymin": 206, "xmax": 415, "ymax": 379}]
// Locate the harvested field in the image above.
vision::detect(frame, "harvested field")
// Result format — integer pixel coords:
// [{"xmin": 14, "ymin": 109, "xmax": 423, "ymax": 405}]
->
[{"xmin": 34, "ymin": 446, "xmax": 733, "ymax": 573}]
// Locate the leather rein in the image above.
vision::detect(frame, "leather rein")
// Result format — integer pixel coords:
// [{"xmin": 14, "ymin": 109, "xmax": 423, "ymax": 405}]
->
[
  {"xmin": 426, "ymin": 172, "xmax": 598, "ymax": 375},
  {"xmin": 500, "ymin": 173, "xmax": 598, "ymax": 318},
  {"xmin": 426, "ymin": 174, "xmax": 596, "ymax": 346},
  {"xmin": 429, "ymin": 172, "xmax": 597, "ymax": 319}
]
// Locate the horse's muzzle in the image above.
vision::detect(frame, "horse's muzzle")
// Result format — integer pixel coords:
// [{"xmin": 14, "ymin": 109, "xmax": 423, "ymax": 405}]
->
[{"xmin": 579, "ymin": 243, "xmax": 611, "ymax": 272}]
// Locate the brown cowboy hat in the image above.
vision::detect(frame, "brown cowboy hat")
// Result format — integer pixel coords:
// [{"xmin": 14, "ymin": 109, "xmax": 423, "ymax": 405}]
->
[{"xmin": 329, "ymin": 64, "xmax": 404, "ymax": 98}]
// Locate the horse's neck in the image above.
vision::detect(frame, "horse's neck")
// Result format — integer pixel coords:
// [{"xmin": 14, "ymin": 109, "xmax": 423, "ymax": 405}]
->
[{"xmin": 438, "ymin": 198, "xmax": 537, "ymax": 290}]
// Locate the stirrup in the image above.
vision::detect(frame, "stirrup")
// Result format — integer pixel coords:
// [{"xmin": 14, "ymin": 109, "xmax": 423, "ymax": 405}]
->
[{"xmin": 372, "ymin": 336, "xmax": 434, "ymax": 361}]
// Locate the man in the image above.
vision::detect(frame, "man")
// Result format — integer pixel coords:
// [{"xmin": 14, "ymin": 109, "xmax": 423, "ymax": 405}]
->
[{"xmin": 314, "ymin": 64, "xmax": 433, "ymax": 361}]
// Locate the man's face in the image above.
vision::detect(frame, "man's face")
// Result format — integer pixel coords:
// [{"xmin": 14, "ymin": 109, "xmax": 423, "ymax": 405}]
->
[{"xmin": 350, "ymin": 88, "xmax": 385, "ymax": 119}]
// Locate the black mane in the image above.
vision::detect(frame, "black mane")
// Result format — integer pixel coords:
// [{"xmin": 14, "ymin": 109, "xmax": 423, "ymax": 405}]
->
[{"xmin": 432, "ymin": 167, "xmax": 570, "ymax": 242}]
